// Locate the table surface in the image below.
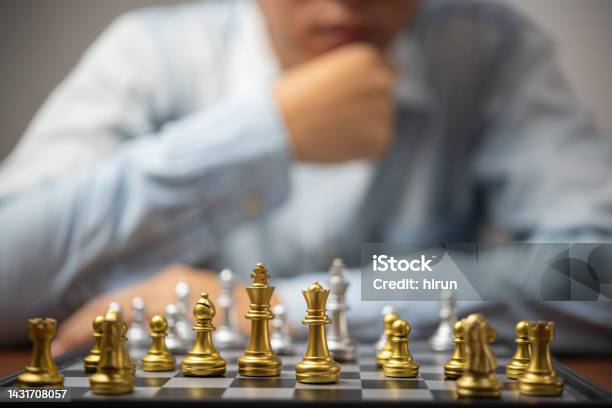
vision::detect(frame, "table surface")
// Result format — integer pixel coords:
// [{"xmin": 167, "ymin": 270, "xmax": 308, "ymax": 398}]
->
[{"xmin": 2, "ymin": 349, "xmax": 612, "ymax": 393}]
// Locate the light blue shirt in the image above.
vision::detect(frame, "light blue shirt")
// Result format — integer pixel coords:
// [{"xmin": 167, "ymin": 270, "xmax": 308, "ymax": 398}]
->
[{"xmin": 1, "ymin": 0, "xmax": 611, "ymax": 351}]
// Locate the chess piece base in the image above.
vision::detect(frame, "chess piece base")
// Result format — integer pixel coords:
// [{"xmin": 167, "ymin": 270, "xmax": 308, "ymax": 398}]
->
[
  {"xmin": 238, "ymin": 353, "xmax": 282, "ymax": 377},
  {"xmin": 83, "ymin": 355, "xmax": 100, "ymax": 373},
  {"xmin": 375, "ymin": 350, "xmax": 392, "ymax": 368},
  {"xmin": 518, "ymin": 373, "xmax": 564, "ymax": 396},
  {"xmin": 444, "ymin": 359, "xmax": 466, "ymax": 379},
  {"xmin": 17, "ymin": 369, "xmax": 64, "ymax": 387},
  {"xmin": 457, "ymin": 375, "xmax": 502, "ymax": 398},
  {"xmin": 142, "ymin": 355, "xmax": 176, "ymax": 372},
  {"xmin": 296, "ymin": 357, "xmax": 341, "ymax": 384},
  {"xmin": 383, "ymin": 360, "xmax": 419, "ymax": 378},
  {"xmin": 181, "ymin": 353, "xmax": 227, "ymax": 377},
  {"xmin": 506, "ymin": 359, "xmax": 530, "ymax": 379},
  {"xmin": 328, "ymin": 340, "xmax": 355, "ymax": 362},
  {"xmin": 90, "ymin": 373, "xmax": 134, "ymax": 395}
]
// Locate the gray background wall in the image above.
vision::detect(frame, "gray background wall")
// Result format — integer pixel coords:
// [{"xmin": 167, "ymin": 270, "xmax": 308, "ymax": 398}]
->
[{"xmin": 0, "ymin": 0, "xmax": 610, "ymax": 161}]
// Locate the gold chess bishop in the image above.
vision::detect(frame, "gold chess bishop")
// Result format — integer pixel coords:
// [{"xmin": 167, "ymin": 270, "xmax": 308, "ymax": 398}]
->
[
  {"xmin": 17, "ymin": 318, "xmax": 64, "ymax": 387},
  {"xmin": 295, "ymin": 281, "xmax": 341, "ymax": 384},
  {"xmin": 181, "ymin": 293, "xmax": 227, "ymax": 376},
  {"xmin": 238, "ymin": 263, "xmax": 282, "ymax": 377}
]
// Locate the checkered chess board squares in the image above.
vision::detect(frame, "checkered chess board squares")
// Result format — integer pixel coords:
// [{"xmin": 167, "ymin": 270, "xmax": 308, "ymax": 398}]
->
[{"xmin": 46, "ymin": 344, "xmax": 583, "ymax": 402}]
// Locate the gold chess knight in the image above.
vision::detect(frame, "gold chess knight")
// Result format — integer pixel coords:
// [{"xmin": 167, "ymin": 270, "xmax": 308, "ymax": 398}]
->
[
  {"xmin": 83, "ymin": 315, "xmax": 105, "ymax": 373},
  {"xmin": 17, "ymin": 318, "xmax": 64, "ymax": 387},
  {"xmin": 295, "ymin": 281, "xmax": 341, "ymax": 384},
  {"xmin": 518, "ymin": 321, "xmax": 564, "ymax": 396},
  {"xmin": 444, "ymin": 319, "xmax": 467, "ymax": 379},
  {"xmin": 181, "ymin": 293, "xmax": 227, "ymax": 376},
  {"xmin": 141, "ymin": 315, "xmax": 176, "ymax": 371},
  {"xmin": 238, "ymin": 263, "xmax": 282, "ymax": 377},
  {"xmin": 383, "ymin": 319, "xmax": 419, "ymax": 378},
  {"xmin": 376, "ymin": 310, "xmax": 399, "ymax": 367},
  {"xmin": 457, "ymin": 313, "xmax": 502, "ymax": 399},
  {"xmin": 90, "ymin": 309, "xmax": 134, "ymax": 395},
  {"xmin": 506, "ymin": 320, "xmax": 532, "ymax": 379}
]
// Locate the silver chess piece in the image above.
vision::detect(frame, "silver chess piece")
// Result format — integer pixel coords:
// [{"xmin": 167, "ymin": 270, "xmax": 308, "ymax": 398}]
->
[
  {"xmin": 126, "ymin": 297, "xmax": 150, "ymax": 350},
  {"xmin": 213, "ymin": 269, "xmax": 246, "ymax": 349},
  {"xmin": 165, "ymin": 304, "xmax": 186, "ymax": 353},
  {"xmin": 175, "ymin": 280, "xmax": 195, "ymax": 344},
  {"xmin": 428, "ymin": 291, "xmax": 457, "ymax": 351},
  {"xmin": 270, "ymin": 304, "xmax": 295, "ymax": 355},
  {"xmin": 376, "ymin": 305, "xmax": 396, "ymax": 351},
  {"xmin": 326, "ymin": 258, "xmax": 355, "ymax": 361}
]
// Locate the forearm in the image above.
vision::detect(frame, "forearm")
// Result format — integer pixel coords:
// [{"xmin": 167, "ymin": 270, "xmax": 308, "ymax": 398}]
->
[{"xmin": 0, "ymin": 94, "xmax": 291, "ymax": 344}]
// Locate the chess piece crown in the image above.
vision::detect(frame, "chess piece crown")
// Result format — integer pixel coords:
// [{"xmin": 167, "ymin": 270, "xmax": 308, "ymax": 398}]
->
[
  {"xmin": 518, "ymin": 321, "xmax": 564, "ymax": 396},
  {"xmin": 296, "ymin": 281, "xmax": 341, "ymax": 384},
  {"xmin": 238, "ymin": 263, "xmax": 281, "ymax": 377}
]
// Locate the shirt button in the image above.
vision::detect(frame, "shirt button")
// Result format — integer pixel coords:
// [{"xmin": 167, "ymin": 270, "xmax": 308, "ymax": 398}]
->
[{"xmin": 243, "ymin": 194, "xmax": 263, "ymax": 216}]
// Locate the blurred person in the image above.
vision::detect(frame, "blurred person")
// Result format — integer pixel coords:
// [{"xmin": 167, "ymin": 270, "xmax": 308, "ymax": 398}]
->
[{"xmin": 0, "ymin": 0, "xmax": 611, "ymax": 354}]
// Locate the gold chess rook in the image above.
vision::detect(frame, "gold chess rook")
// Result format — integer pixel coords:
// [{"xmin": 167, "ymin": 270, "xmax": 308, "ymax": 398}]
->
[
  {"xmin": 17, "ymin": 318, "xmax": 64, "ymax": 387},
  {"xmin": 518, "ymin": 321, "xmax": 564, "ymax": 396}
]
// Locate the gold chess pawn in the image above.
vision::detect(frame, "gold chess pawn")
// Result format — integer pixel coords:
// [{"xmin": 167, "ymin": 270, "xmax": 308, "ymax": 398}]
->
[
  {"xmin": 518, "ymin": 321, "xmax": 564, "ymax": 396},
  {"xmin": 181, "ymin": 293, "xmax": 227, "ymax": 376},
  {"xmin": 383, "ymin": 319, "xmax": 419, "ymax": 378},
  {"xmin": 375, "ymin": 311, "xmax": 399, "ymax": 368},
  {"xmin": 17, "ymin": 318, "xmax": 64, "ymax": 387},
  {"xmin": 238, "ymin": 263, "xmax": 282, "ymax": 377},
  {"xmin": 444, "ymin": 319, "xmax": 466, "ymax": 379},
  {"xmin": 457, "ymin": 313, "xmax": 502, "ymax": 399},
  {"xmin": 90, "ymin": 309, "xmax": 134, "ymax": 395},
  {"xmin": 506, "ymin": 320, "xmax": 532, "ymax": 379},
  {"xmin": 295, "ymin": 281, "xmax": 341, "ymax": 384},
  {"xmin": 83, "ymin": 315, "xmax": 105, "ymax": 373},
  {"xmin": 141, "ymin": 315, "xmax": 176, "ymax": 371}
]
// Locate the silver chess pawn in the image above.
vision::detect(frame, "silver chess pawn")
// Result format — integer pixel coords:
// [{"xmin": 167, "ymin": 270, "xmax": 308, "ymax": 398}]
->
[
  {"xmin": 326, "ymin": 258, "xmax": 355, "ymax": 361},
  {"xmin": 165, "ymin": 304, "xmax": 186, "ymax": 353},
  {"xmin": 428, "ymin": 291, "xmax": 457, "ymax": 351},
  {"xmin": 376, "ymin": 306, "xmax": 396, "ymax": 351},
  {"xmin": 270, "ymin": 304, "xmax": 295, "ymax": 355},
  {"xmin": 175, "ymin": 280, "xmax": 195, "ymax": 344},
  {"xmin": 126, "ymin": 297, "xmax": 150, "ymax": 350},
  {"xmin": 213, "ymin": 269, "xmax": 246, "ymax": 349}
]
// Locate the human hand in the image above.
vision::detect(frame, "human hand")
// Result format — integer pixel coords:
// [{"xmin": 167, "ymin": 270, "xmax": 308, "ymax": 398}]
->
[
  {"xmin": 52, "ymin": 264, "xmax": 221, "ymax": 356},
  {"xmin": 274, "ymin": 43, "xmax": 396, "ymax": 163}
]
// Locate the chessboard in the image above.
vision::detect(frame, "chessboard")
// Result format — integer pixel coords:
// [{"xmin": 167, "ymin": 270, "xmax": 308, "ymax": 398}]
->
[{"xmin": 1, "ymin": 341, "xmax": 610, "ymax": 406}]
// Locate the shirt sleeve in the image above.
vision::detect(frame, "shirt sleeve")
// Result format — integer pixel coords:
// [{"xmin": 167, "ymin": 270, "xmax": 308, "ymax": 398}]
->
[
  {"xmin": 0, "ymin": 11, "xmax": 293, "ymax": 345},
  {"xmin": 474, "ymin": 22, "xmax": 612, "ymax": 241}
]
